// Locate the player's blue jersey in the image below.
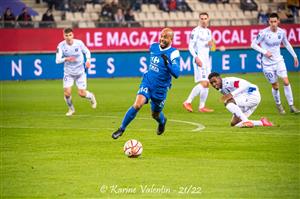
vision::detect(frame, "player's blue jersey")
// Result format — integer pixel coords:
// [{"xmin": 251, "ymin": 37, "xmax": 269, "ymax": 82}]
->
[
  {"xmin": 140, "ymin": 43, "xmax": 180, "ymax": 99},
  {"xmin": 140, "ymin": 43, "xmax": 180, "ymax": 100}
]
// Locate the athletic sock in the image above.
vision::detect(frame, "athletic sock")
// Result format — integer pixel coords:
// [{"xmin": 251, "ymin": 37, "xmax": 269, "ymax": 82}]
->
[
  {"xmin": 226, "ymin": 103, "xmax": 248, "ymax": 122},
  {"xmin": 250, "ymin": 120, "xmax": 263, "ymax": 126},
  {"xmin": 272, "ymin": 88, "xmax": 281, "ymax": 105},
  {"xmin": 85, "ymin": 90, "xmax": 93, "ymax": 100},
  {"xmin": 153, "ymin": 112, "xmax": 165, "ymax": 124},
  {"xmin": 186, "ymin": 84, "xmax": 202, "ymax": 103},
  {"xmin": 284, "ymin": 84, "xmax": 294, "ymax": 106},
  {"xmin": 199, "ymin": 87, "xmax": 209, "ymax": 109},
  {"xmin": 64, "ymin": 96, "xmax": 75, "ymax": 111},
  {"xmin": 120, "ymin": 106, "xmax": 138, "ymax": 131}
]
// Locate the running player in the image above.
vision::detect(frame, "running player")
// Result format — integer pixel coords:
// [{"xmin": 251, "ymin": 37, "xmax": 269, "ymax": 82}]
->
[
  {"xmin": 112, "ymin": 28, "xmax": 180, "ymax": 139},
  {"xmin": 56, "ymin": 28, "xmax": 97, "ymax": 116}
]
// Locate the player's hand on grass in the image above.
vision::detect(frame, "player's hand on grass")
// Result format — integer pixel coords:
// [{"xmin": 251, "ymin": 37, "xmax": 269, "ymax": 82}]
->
[
  {"xmin": 65, "ymin": 56, "xmax": 76, "ymax": 62},
  {"xmin": 161, "ymin": 54, "xmax": 169, "ymax": 66},
  {"xmin": 195, "ymin": 57, "xmax": 202, "ymax": 67},
  {"xmin": 221, "ymin": 93, "xmax": 233, "ymax": 103}
]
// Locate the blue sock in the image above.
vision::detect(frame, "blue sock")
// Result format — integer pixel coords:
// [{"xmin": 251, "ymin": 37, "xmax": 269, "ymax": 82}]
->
[
  {"xmin": 120, "ymin": 106, "xmax": 138, "ymax": 131},
  {"xmin": 154, "ymin": 112, "xmax": 165, "ymax": 124}
]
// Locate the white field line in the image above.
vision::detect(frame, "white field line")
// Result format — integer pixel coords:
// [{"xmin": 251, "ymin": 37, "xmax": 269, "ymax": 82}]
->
[{"xmin": 0, "ymin": 114, "xmax": 206, "ymax": 132}]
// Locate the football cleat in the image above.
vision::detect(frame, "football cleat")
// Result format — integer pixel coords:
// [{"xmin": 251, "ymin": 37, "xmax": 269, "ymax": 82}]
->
[
  {"xmin": 66, "ymin": 109, "xmax": 75, "ymax": 116},
  {"xmin": 241, "ymin": 121, "xmax": 254, "ymax": 128},
  {"xmin": 183, "ymin": 102, "xmax": 193, "ymax": 112},
  {"xmin": 290, "ymin": 105, "xmax": 300, "ymax": 114},
  {"xmin": 91, "ymin": 93, "xmax": 97, "ymax": 109},
  {"xmin": 157, "ymin": 118, "xmax": 167, "ymax": 135},
  {"xmin": 260, "ymin": 117, "xmax": 273, "ymax": 127},
  {"xmin": 112, "ymin": 128, "xmax": 124, "ymax": 139},
  {"xmin": 276, "ymin": 104, "xmax": 286, "ymax": 115},
  {"xmin": 199, "ymin": 107, "xmax": 214, "ymax": 113}
]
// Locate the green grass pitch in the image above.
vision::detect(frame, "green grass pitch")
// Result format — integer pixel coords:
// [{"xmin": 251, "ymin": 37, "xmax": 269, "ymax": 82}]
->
[{"xmin": 1, "ymin": 72, "xmax": 299, "ymax": 198}]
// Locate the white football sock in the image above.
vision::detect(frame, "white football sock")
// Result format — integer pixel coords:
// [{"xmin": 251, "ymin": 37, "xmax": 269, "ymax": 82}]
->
[
  {"xmin": 284, "ymin": 84, "xmax": 294, "ymax": 106},
  {"xmin": 272, "ymin": 88, "xmax": 281, "ymax": 105},
  {"xmin": 186, "ymin": 84, "xmax": 202, "ymax": 103},
  {"xmin": 64, "ymin": 96, "xmax": 75, "ymax": 111},
  {"xmin": 226, "ymin": 103, "xmax": 248, "ymax": 122},
  {"xmin": 199, "ymin": 87, "xmax": 209, "ymax": 109},
  {"xmin": 250, "ymin": 120, "xmax": 263, "ymax": 126},
  {"xmin": 85, "ymin": 90, "xmax": 93, "ymax": 100}
]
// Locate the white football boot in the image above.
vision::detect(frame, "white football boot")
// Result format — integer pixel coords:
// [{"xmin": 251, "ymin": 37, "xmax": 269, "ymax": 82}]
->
[
  {"xmin": 66, "ymin": 109, "xmax": 75, "ymax": 116},
  {"xmin": 91, "ymin": 93, "xmax": 97, "ymax": 109}
]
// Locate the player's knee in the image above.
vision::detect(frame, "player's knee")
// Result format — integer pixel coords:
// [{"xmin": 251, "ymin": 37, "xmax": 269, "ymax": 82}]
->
[
  {"xmin": 133, "ymin": 103, "xmax": 143, "ymax": 110},
  {"xmin": 64, "ymin": 91, "xmax": 71, "ymax": 97},
  {"xmin": 224, "ymin": 98, "xmax": 235, "ymax": 106},
  {"xmin": 78, "ymin": 90, "xmax": 85, "ymax": 97},
  {"xmin": 151, "ymin": 112, "xmax": 159, "ymax": 119},
  {"xmin": 272, "ymin": 82, "xmax": 279, "ymax": 90}
]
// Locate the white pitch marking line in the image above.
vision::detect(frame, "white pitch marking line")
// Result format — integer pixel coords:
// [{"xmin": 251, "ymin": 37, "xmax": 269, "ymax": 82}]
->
[{"xmin": 0, "ymin": 115, "xmax": 206, "ymax": 132}]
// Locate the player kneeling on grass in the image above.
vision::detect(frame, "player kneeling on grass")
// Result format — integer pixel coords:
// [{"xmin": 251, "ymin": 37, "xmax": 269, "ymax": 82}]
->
[
  {"xmin": 56, "ymin": 28, "xmax": 97, "ymax": 116},
  {"xmin": 208, "ymin": 72, "xmax": 273, "ymax": 128},
  {"xmin": 112, "ymin": 28, "xmax": 180, "ymax": 139}
]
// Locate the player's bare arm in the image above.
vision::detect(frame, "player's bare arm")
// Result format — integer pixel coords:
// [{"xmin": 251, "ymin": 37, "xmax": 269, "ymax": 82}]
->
[
  {"xmin": 294, "ymin": 57, "xmax": 299, "ymax": 67},
  {"xmin": 221, "ymin": 93, "xmax": 233, "ymax": 103}
]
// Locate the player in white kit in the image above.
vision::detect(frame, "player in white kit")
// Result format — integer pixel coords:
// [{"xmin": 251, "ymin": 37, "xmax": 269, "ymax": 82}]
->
[
  {"xmin": 251, "ymin": 13, "xmax": 299, "ymax": 114},
  {"xmin": 183, "ymin": 12, "xmax": 214, "ymax": 113},
  {"xmin": 56, "ymin": 28, "xmax": 97, "ymax": 116},
  {"xmin": 208, "ymin": 72, "xmax": 273, "ymax": 127}
]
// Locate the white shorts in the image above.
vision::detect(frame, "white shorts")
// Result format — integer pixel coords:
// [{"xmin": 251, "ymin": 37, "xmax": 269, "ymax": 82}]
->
[
  {"xmin": 262, "ymin": 60, "xmax": 287, "ymax": 84},
  {"xmin": 234, "ymin": 89, "xmax": 261, "ymax": 117},
  {"xmin": 63, "ymin": 73, "xmax": 87, "ymax": 90},
  {"xmin": 193, "ymin": 59, "xmax": 211, "ymax": 83}
]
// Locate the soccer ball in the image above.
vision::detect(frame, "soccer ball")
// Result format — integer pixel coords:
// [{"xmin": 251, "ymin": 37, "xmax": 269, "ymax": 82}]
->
[{"xmin": 123, "ymin": 139, "xmax": 143, "ymax": 158}]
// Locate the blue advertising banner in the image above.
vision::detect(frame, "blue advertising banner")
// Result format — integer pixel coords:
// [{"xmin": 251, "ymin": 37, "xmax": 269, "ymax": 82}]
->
[{"xmin": 0, "ymin": 48, "xmax": 299, "ymax": 80}]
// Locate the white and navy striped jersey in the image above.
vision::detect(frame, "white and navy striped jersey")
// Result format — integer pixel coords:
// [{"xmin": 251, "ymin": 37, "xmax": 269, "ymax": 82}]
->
[
  {"xmin": 56, "ymin": 39, "xmax": 91, "ymax": 76},
  {"xmin": 251, "ymin": 27, "xmax": 297, "ymax": 66},
  {"xmin": 220, "ymin": 77, "xmax": 258, "ymax": 97},
  {"xmin": 189, "ymin": 26, "xmax": 212, "ymax": 64}
]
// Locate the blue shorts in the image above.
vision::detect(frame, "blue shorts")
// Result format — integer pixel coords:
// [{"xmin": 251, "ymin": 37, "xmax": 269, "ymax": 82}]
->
[{"xmin": 137, "ymin": 82, "xmax": 167, "ymax": 113}]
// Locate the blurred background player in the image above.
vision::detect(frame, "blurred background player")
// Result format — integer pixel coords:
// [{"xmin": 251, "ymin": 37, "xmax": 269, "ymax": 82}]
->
[
  {"xmin": 183, "ymin": 12, "xmax": 214, "ymax": 113},
  {"xmin": 112, "ymin": 28, "xmax": 180, "ymax": 139},
  {"xmin": 208, "ymin": 72, "xmax": 274, "ymax": 128},
  {"xmin": 251, "ymin": 13, "xmax": 299, "ymax": 114},
  {"xmin": 56, "ymin": 28, "xmax": 97, "ymax": 116}
]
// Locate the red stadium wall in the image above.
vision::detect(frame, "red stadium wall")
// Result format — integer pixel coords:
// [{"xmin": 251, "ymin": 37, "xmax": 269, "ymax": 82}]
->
[{"xmin": 0, "ymin": 24, "xmax": 299, "ymax": 53}]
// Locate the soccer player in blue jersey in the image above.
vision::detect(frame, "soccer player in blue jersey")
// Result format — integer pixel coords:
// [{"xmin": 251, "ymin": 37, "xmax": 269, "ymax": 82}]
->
[{"xmin": 112, "ymin": 28, "xmax": 181, "ymax": 139}]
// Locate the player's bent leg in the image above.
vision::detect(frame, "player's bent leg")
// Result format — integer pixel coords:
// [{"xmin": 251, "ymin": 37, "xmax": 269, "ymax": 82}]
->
[
  {"xmin": 64, "ymin": 87, "xmax": 75, "ymax": 116},
  {"xmin": 78, "ymin": 89, "xmax": 97, "ymax": 109}
]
